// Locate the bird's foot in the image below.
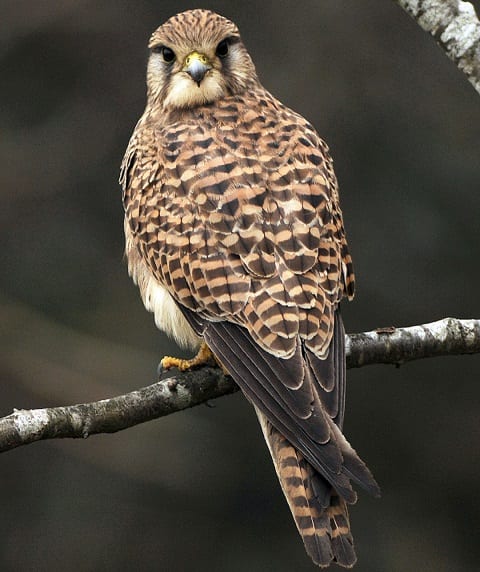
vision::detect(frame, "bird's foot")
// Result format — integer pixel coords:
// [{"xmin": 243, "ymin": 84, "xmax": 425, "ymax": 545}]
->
[{"xmin": 159, "ymin": 341, "xmax": 217, "ymax": 375}]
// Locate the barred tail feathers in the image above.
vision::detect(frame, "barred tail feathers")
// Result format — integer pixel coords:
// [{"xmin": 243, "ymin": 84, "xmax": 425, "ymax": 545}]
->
[{"xmin": 255, "ymin": 407, "xmax": 357, "ymax": 568}]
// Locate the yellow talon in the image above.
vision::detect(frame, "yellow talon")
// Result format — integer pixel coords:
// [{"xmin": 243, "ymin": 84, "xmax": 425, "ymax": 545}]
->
[{"xmin": 160, "ymin": 341, "xmax": 217, "ymax": 372}]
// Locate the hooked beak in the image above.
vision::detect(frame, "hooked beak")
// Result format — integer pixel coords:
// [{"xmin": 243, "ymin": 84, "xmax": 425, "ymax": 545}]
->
[{"xmin": 183, "ymin": 51, "xmax": 212, "ymax": 86}]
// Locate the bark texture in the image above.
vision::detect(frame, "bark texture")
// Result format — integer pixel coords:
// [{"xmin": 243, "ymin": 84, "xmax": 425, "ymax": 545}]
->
[
  {"xmin": 395, "ymin": 0, "xmax": 480, "ymax": 93},
  {"xmin": 1, "ymin": 317, "xmax": 479, "ymax": 454}
]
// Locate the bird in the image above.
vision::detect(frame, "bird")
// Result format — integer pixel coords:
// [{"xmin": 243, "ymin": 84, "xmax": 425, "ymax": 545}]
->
[{"xmin": 121, "ymin": 9, "xmax": 379, "ymax": 568}]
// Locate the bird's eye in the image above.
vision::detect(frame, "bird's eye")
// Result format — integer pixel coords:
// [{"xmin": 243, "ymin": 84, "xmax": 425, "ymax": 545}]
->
[
  {"xmin": 215, "ymin": 39, "xmax": 229, "ymax": 58},
  {"xmin": 152, "ymin": 45, "xmax": 176, "ymax": 63},
  {"xmin": 161, "ymin": 46, "xmax": 176, "ymax": 63}
]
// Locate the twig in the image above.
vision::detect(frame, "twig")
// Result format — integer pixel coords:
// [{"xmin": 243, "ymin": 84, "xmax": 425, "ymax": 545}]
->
[
  {"xmin": 1, "ymin": 317, "xmax": 479, "ymax": 454},
  {"xmin": 394, "ymin": 0, "xmax": 480, "ymax": 94}
]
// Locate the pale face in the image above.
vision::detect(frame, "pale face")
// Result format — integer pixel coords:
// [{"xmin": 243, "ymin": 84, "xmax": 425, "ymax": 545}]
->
[{"xmin": 145, "ymin": 10, "xmax": 258, "ymax": 110}]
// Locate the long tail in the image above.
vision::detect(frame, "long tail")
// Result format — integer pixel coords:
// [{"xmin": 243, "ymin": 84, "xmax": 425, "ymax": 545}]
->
[{"xmin": 256, "ymin": 408, "xmax": 357, "ymax": 568}]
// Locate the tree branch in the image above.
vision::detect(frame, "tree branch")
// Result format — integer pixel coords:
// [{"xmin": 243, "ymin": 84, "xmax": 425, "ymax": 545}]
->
[
  {"xmin": 394, "ymin": 0, "xmax": 480, "ymax": 94},
  {"xmin": 1, "ymin": 317, "xmax": 479, "ymax": 454},
  {"xmin": 346, "ymin": 316, "xmax": 480, "ymax": 366}
]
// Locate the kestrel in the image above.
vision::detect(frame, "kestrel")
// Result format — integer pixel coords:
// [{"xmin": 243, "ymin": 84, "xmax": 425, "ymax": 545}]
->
[{"xmin": 121, "ymin": 9, "xmax": 379, "ymax": 568}]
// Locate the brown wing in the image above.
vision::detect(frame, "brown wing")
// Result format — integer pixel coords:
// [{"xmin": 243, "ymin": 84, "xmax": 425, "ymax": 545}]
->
[
  {"xmin": 123, "ymin": 89, "xmax": 354, "ymax": 343},
  {"xmin": 122, "ymin": 88, "xmax": 377, "ymax": 501},
  {"xmin": 182, "ymin": 305, "xmax": 378, "ymax": 503}
]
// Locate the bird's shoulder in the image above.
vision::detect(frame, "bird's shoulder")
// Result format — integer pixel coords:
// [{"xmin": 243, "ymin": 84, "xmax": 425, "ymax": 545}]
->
[
  {"xmin": 127, "ymin": 87, "xmax": 332, "ymax": 170},
  {"xmin": 121, "ymin": 88, "xmax": 354, "ymax": 357},
  {"xmin": 121, "ymin": 86, "xmax": 341, "ymax": 237}
]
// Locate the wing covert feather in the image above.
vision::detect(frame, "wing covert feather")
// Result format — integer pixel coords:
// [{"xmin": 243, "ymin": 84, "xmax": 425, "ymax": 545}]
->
[{"xmin": 122, "ymin": 89, "xmax": 355, "ymax": 359}]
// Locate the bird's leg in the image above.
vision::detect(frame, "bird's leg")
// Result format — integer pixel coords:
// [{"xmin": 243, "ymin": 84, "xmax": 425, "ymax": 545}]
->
[{"xmin": 160, "ymin": 341, "xmax": 218, "ymax": 373}]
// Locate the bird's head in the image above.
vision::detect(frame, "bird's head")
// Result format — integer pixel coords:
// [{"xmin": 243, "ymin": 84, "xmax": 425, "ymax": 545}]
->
[{"xmin": 146, "ymin": 9, "xmax": 258, "ymax": 110}]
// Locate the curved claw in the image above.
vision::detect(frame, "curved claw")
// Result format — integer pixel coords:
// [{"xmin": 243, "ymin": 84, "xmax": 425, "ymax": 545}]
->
[{"xmin": 157, "ymin": 360, "xmax": 167, "ymax": 380}]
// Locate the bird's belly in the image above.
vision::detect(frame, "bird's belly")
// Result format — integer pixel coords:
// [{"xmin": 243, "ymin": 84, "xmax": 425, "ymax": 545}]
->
[
  {"xmin": 124, "ymin": 221, "xmax": 201, "ymax": 350},
  {"xmin": 143, "ymin": 277, "xmax": 200, "ymax": 350}
]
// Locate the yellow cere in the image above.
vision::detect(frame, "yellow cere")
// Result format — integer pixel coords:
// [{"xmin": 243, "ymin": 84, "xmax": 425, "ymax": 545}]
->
[{"xmin": 184, "ymin": 51, "xmax": 210, "ymax": 67}]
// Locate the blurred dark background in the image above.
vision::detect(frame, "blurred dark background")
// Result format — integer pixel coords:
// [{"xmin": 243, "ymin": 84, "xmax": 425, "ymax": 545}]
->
[{"xmin": 1, "ymin": 1, "xmax": 479, "ymax": 571}]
